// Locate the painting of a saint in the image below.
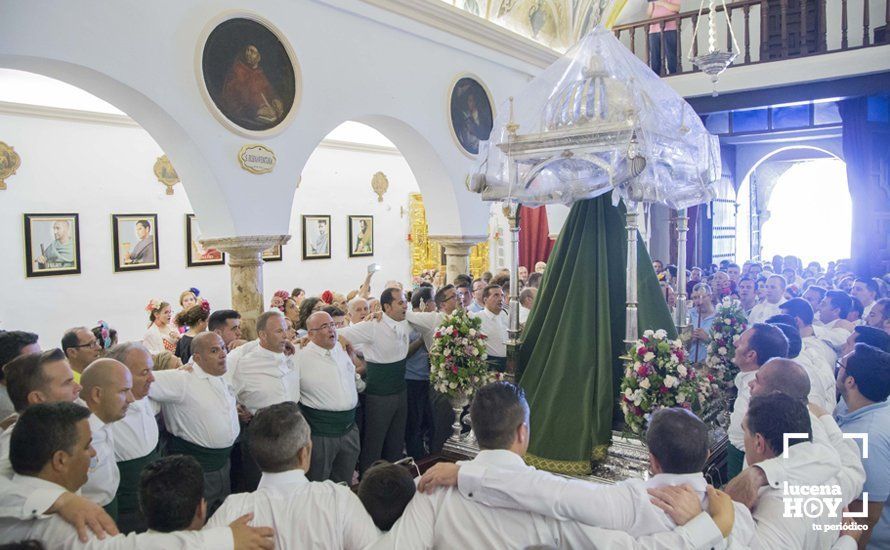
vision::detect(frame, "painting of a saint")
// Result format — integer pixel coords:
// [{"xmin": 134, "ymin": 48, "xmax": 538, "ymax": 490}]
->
[
  {"xmin": 449, "ymin": 76, "xmax": 494, "ymax": 156},
  {"xmin": 202, "ymin": 17, "xmax": 298, "ymax": 133},
  {"xmin": 302, "ymin": 215, "xmax": 331, "ymax": 260},
  {"xmin": 24, "ymin": 214, "xmax": 81, "ymax": 277},
  {"xmin": 349, "ymin": 216, "xmax": 374, "ymax": 257},
  {"xmin": 113, "ymin": 214, "xmax": 159, "ymax": 272}
]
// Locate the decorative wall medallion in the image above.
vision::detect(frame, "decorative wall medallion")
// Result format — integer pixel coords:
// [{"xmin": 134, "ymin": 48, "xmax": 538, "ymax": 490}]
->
[
  {"xmin": 238, "ymin": 144, "xmax": 276, "ymax": 174},
  {"xmin": 199, "ymin": 15, "xmax": 300, "ymax": 137},
  {"xmin": 0, "ymin": 141, "xmax": 22, "ymax": 190},
  {"xmin": 371, "ymin": 171, "xmax": 388, "ymax": 202},
  {"xmin": 153, "ymin": 155, "xmax": 180, "ymax": 195}
]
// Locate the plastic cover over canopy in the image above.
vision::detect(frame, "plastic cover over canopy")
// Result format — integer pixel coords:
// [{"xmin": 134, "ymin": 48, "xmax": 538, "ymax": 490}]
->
[{"xmin": 469, "ymin": 25, "xmax": 720, "ymax": 209}]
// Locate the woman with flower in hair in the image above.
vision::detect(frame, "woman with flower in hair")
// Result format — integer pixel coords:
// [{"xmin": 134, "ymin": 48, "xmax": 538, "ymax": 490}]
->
[
  {"xmin": 270, "ymin": 289, "xmax": 290, "ymax": 311},
  {"xmin": 91, "ymin": 321, "xmax": 118, "ymax": 356},
  {"xmin": 143, "ymin": 299, "xmax": 180, "ymax": 354},
  {"xmin": 174, "ymin": 299, "xmax": 211, "ymax": 363}
]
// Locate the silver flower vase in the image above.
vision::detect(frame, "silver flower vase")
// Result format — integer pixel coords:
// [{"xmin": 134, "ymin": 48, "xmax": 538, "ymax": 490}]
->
[{"xmin": 448, "ymin": 393, "xmax": 469, "ymax": 443}]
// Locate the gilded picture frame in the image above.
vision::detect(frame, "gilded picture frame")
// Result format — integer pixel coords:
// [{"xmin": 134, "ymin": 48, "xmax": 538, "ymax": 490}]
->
[{"xmin": 447, "ymin": 73, "xmax": 495, "ymax": 158}]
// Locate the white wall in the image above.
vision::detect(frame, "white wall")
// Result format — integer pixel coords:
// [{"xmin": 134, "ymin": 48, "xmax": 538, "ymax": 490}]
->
[{"xmin": 0, "ymin": 110, "xmax": 419, "ymax": 346}]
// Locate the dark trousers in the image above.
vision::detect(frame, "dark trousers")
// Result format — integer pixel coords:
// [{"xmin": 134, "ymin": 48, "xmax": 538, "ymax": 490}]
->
[
  {"xmin": 727, "ymin": 444, "xmax": 745, "ymax": 481},
  {"xmin": 405, "ymin": 380, "xmax": 434, "ymax": 460},
  {"xmin": 360, "ymin": 391, "xmax": 407, "ymax": 474},
  {"xmin": 204, "ymin": 460, "xmax": 231, "ymax": 516},
  {"xmin": 648, "ymin": 30, "xmax": 678, "ymax": 75},
  {"xmin": 429, "ymin": 389, "xmax": 455, "ymax": 454},
  {"xmin": 308, "ymin": 425, "xmax": 361, "ymax": 483}
]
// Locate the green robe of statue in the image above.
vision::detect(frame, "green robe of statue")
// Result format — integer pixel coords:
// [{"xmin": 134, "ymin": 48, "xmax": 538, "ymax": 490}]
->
[{"xmin": 519, "ymin": 196, "xmax": 676, "ymax": 475}]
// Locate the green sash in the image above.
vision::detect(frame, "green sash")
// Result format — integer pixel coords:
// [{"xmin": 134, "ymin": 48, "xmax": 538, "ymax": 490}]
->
[
  {"xmin": 365, "ymin": 359, "xmax": 408, "ymax": 395},
  {"xmin": 487, "ymin": 356, "xmax": 507, "ymax": 373},
  {"xmin": 102, "ymin": 495, "xmax": 118, "ymax": 522},
  {"xmin": 167, "ymin": 434, "xmax": 232, "ymax": 472},
  {"xmin": 115, "ymin": 446, "xmax": 161, "ymax": 513},
  {"xmin": 301, "ymin": 405, "xmax": 356, "ymax": 437}
]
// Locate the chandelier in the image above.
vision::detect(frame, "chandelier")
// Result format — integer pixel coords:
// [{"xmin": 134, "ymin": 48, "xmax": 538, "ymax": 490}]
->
[{"xmin": 689, "ymin": 0, "xmax": 740, "ymax": 97}]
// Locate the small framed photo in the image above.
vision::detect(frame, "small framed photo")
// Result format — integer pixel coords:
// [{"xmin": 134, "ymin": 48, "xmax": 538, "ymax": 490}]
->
[
  {"xmin": 262, "ymin": 244, "xmax": 282, "ymax": 262},
  {"xmin": 302, "ymin": 215, "xmax": 331, "ymax": 260},
  {"xmin": 186, "ymin": 214, "xmax": 225, "ymax": 267},
  {"xmin": 348, "ymin": 215, "xmax": 374, "ymax": 257},
  {"xmin": 112, "ymin": 214, "xmax": 159, "ymax": 272},
  {"xmin": 24, "ymin": 213, "xmax": 81, "ymax": 277}
]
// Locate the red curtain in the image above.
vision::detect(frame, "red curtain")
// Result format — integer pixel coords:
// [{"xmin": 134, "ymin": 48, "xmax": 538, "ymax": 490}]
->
[{"xmin": 519, "ymin": 205, "xmax": 555, "ymax": 270}]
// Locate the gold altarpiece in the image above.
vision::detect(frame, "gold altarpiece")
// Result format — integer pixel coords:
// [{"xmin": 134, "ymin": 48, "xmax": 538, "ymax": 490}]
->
[{"xmin": 408, "ymin": 193, "xmax": 489, "ymax": 278}]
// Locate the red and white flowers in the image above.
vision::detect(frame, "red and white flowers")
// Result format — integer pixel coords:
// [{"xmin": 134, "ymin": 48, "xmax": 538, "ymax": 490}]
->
[
  {"xmin": 429, "ymin": 308, "xmax": 499, "ymax": 397},
  {"xmin": 705, "ymin": 297, "xmax": 748, "ymax": 390}
]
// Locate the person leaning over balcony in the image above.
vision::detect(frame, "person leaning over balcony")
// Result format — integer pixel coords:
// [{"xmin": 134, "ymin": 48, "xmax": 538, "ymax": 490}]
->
[{"xmin": 647, "ymin": 0, "xmax": 681, "ymax": 76}]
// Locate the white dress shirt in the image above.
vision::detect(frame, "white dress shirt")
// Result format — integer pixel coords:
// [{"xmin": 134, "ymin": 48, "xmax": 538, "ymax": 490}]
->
[
  {"xmin": 371, "ymin": 449, "xmax": 725, "ymax": 550},
  {"xmin": 796, "ymin": 337, "xmax": 839, "ymax": 414},
  {"xmin": 81, "ymin": 413, "xmax": 119, "ymax": 506},
  {"xmin": 205, "ymin": 469, "xmax": 378, "ymax": 550},
  {"xmin": 728, "ymin": 370, "xmax": 757, "ymax": 449},
  {"xmin": 519, "ymin": 305, "xmax": 531, "ymax": 324},
  {"xmin": 111, "ymin": 397, "xmax": 159, "ymax": 461},
  {"xmin": 0, "ymin": 423, "xmax": 66, "ymax": 521},
  {"xmin": 405, "ymin": 310, "xmax": 446, "ymax": 350},
  {"xmin": 813, "ymin": 319, "xmax": 853, "ymax": 351},
  {"xmin": 0, "ymin": 424, "xmax": 12, "ymax": 479},
  {"xmin": 150, "ymin": 366, "xmax": 240, "ymax": 449},
  {"xmin": 471, "ymin": 308, "xmax": 509, "ymax": 357},
  {"xmin": 456, "ymin": 460, "xmax": 756, "ymax": 547},
  {"xmin": 0, "ymin": 475, "xmax": 234, "ymax": 549},
  {"xmin": 222, "ymin": 339, "xmax": 258, "ymax": 386},
  {"xmin": 297, "ymin": 342, "xmax": 358, "ymax": 412},
  {"xmin": 232, "ymin": 344, "xmax": 300, "ymax": 414},
  {"xmin": 746, "ymin": 300, "xmax": 785, "ymax": 325},
  {"xmin": 338, "ymin": 315, "xmax": 409, "ymax": 364}
]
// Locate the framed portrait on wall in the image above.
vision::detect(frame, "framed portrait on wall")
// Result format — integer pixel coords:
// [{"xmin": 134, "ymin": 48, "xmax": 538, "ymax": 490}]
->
[
  {"xmin": 448, "ymin": 74, "xmax": 494, "ymax": 157},
  {"xmin": 262, "ymin": 245, "xmax": 282, "ymax": 262},
  {"xmin": 112, "ymin": 214, "xmax": 159, "ymax": 272},
  {"xmin": 200, "ymin": 15, "xmax": 301, "ymax": 136},
  {"xmin": 24, "ymin": 213, "xmax": 81, "ymax": 278},
  {"xmin": 348, "ymin": 215, "xmax": 374, "ymax": 257},
  {"xmin": 302, "ymin": 215, "xmax": 331, "ymax": 260},
  {"xmin": 186, "ymin": 214, "xmax": 225, "ymax": 267}
]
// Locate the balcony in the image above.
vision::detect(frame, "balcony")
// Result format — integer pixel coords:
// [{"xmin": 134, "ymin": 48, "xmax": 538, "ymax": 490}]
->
[{"xmin": 613, "ymin": 0, "xmax": 889, "ymax": 77}]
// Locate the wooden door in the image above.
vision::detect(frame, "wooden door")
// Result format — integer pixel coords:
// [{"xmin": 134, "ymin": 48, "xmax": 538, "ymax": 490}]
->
[{"xmin": 764, "ymin": 0, "xmax": 825, "ymax": 59}]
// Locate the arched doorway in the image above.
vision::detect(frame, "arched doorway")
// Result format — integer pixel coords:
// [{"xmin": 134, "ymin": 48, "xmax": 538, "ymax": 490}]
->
[{"xmin": 735, "ymin": 145, "xmax": 850, "ymax": 264}]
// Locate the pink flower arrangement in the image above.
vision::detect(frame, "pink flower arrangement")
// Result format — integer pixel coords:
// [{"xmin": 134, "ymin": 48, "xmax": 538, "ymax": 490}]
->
[
  {"xmin": 705, "ymin": 297, "xmax": 748, "ymax": 390},
  {"xmin": 429, "ymin": 308, "xmax": 499, "ymax": 397},
  {"xmin": 620, "ymin": 329, "xmax": 719, "ymax": 435}
]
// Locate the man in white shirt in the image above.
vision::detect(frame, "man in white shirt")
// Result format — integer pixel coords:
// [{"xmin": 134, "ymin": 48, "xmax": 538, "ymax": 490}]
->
[
  {"xmin": 61, "ymin": 326, "xmax": 102, "ymax": 382},
  {"xmin": 737, "ymin": 276, "xmax": 758, "ymax": 316},
  {"xmin": 151, "ymin": 332, "xmax": 241, "ymax": 513},
  {"xmin": 471, "ymin": 284, "xmax": 509, "ymax": 373},
  {"xmin": 375, "ymin": 381, "xmax": 732, "ymax": 549},
  {"xmin": 780, "ymin": 298, "xmax": 838, "ymax": 413},
  {"xmin": 0, "ymin": 401, "xmax": 274, "ymax": 549},
  {"xmin": 0, "ymin": 330, "xmax": 40, "ymax": 421},
  {"xmin": 233, "ymin": 310, "xmax": 300, "ymax": 415},
  {"xmin": 297, "ymin": 312, "xmax": 360, "ymax": 483},
  {"xmin": 851, "ymin": 277, "xmax": 879, "ymax": 320},
  {"xmin": 519, "ymin": 287, "xmax": 537, "ymax": 325},
  {"xmin": 338, "ymin": 288, "xmax": 410, "ymax": 473},
  {"xmin": 79, "ymin": 359, "xmax": 135, "ymax": 520},
  {"xmin": 814, "ymin": 290, "xmax": 856, "ymax": 350},
  {"xmin": 104, "ymin": 342, "xmax": 161, "ymax": 533},
  {"xmin": 864, "ymin": 298, "xmax": 890, "ymax": 332},
  {"xmin": 209, "ymin": 309, "xmax": 245, "ymax": 352},
  {"xmin": 206, "ymin": 402, "xmax": 378, "ymax": 549},
  {"xmin": 727, "ymin": 323, "xmax": 789, "ymax": 479},
  {"xmin": 747, "ymin": 274, "xmax": 787, "ymax": 324}
]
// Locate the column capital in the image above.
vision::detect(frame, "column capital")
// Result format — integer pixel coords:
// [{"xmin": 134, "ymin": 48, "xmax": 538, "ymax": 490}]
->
[
  {"xmin": 200, "ymin": 235, "xmax": 291, "ymax": 266},
  {"xmin": 429, "ymin": 234, "xmax": 488, "ymax": 254}
]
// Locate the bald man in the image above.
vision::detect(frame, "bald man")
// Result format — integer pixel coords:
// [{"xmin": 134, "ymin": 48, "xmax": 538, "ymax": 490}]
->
[
  {"xmin": 79, "ymin": 359, "xmax": 135, "ymax": 519},
  {"xmin": 149, "ymin": 332, "xmax": 239, "ymax": 513},
  {"xmin": 296, "ymin": 312, "xmax": 360, "ymax": 483}
]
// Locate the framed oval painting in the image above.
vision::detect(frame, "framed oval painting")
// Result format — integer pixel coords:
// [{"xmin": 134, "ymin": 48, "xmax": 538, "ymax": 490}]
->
[
  {"xmin": 200, "ymin": 15, "xmax": 300, "ymax": 135},
  {"xmin": 448, "ymin": 75, "xmax": 494, "ymax": 157}
]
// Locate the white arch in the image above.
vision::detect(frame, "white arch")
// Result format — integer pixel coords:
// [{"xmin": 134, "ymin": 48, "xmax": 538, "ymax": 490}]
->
[{"xmin": 0, "ymin": 57, "xmax": 237, "ymax": 235}]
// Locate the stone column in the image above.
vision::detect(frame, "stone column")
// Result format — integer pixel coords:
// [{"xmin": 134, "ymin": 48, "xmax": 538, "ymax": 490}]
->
[
  {"xmin": 199, "ymin": 235, "xmax": 290, "ymax": 340},
  {"xmin": 430, "ymin": 235, "xmax": 487, "ymax": 284}
]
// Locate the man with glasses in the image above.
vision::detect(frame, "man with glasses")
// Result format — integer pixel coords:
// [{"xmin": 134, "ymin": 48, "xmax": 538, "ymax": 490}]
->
[
  {"xmin": 296, "ymin": 311, "xmax": 360, "ymax": 483},
  {"xmin": 61, "ymin": 326, "xmax": 101, "ymax": 383}
]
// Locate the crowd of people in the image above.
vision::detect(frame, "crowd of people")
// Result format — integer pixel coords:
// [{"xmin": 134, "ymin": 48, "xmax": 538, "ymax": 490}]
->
[{"xmin": 0, "ymin": 253, "xmax": 887, "ymax": 549}]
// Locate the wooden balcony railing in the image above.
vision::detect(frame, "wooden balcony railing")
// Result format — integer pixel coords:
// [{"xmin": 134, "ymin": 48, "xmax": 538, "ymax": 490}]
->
[{"xmin": 612, "ymin": 0, "xmax": 889, "ymax": 77}]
